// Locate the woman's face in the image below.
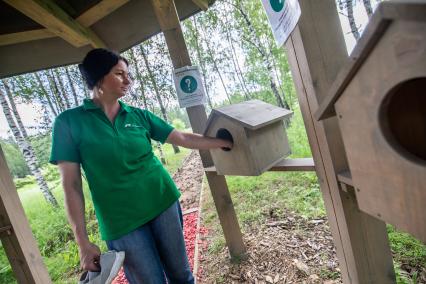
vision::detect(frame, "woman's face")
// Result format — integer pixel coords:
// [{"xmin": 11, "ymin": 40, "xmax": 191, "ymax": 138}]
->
[{"xmin": 99, "ymin": 60, "xmax": 132, "ymax": 98}]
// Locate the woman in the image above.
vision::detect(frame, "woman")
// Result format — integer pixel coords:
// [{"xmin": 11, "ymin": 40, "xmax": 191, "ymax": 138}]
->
[{"xmin": 50, "ymin": 48, "xmax": 232, "ymax": 283}]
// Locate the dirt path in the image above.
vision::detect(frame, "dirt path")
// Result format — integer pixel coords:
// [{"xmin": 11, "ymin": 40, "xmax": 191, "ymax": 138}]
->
[{"xmin": 173, "ymin": 150, "xmax": 204, "ymax": 211}]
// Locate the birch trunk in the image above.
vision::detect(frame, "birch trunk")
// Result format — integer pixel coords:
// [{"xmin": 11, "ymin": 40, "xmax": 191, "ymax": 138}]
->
[
  {"xmin": 4, "ymin": 79, "xmax": 28, "ymax": 137},
  {"xmin": 128, "ymin": 48, "xmax": 148, "ymax": 109},
  {"xmin": 46, "ymin": 70, "xmax": 65, "ymax": 112},
  {"xmin": 65, "ymin": 67, "xmax": 79, "ymax": 106},
  {"xmin": 346, "ymin": 0, "xmax": 360, "ymax": 40},
  {"xmin": 362, "ymin": 0, "xmax": 373, "ymax": 17},
  {"xmin": 54, "ymin": 69, "xmax": 71, "ymax": 109},
  {"xmin": 139, "ymin": 45, "xmax": 180, "ymax": 154},
  {"xmin": 223, "ymin": 11, "xmax": 251, "ymax": 100},
  {"xmin": 199, "ymin": 24, "xmax": 232, "ymax": 104},
  {"xmin": 0, "ymin": 86, "xmax": 58, "ymax": 207},
  {"xmin": 234, "ymin": 2, "xmax": 288, "ymax": 108},
  {"xmin": 34, "ymin": 72, "xmax": 58, "ymax": 116},
  {"xmin": 191, "ymin": 17, "xmax": 213, "ymax": 108}
]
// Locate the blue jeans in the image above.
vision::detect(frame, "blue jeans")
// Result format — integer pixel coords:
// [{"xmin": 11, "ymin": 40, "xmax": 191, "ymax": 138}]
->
[{"xmin": 106, "ymin": 201, "xmax": 194, "ymax": 284}]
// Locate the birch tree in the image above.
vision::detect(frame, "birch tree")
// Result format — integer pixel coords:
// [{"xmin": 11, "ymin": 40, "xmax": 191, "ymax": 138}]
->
[{"xmin": 0, "ymin": 80, "xmax": 58, "ymax": 207}]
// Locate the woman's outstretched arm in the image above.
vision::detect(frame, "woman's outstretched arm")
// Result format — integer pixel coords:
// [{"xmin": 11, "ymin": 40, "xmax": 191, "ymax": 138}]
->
[{"xmin": 166, "ymin": 130, "xmax": 233, "ymax": 150}]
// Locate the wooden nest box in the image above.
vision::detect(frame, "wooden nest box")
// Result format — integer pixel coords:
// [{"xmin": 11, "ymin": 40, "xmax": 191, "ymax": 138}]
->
[
  {"xmin": 316, "ymin": 1, "xmax": 426, "ymax": 242},
  {"xmin": 204, "ymin": 100, "xmax": 293, "ymax": 176}
]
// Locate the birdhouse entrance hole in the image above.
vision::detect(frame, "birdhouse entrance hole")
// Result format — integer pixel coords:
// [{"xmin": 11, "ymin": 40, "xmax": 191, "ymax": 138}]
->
[
  {"xmin": 380, "ymin": 77, "xmax": 426, "ymax": 162},
  {"xmin": 216, "ymin": 128, "xmax": 233, "ymax": 151}
]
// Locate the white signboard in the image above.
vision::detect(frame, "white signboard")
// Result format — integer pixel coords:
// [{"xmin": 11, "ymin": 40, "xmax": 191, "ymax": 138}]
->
[
  {"xmin": 261, "ymin": 0, "xmax": 301, "ymax": 47},
  {"xmin": 173, "ymin": 66, "xmax": 206, "ymax": 108}
]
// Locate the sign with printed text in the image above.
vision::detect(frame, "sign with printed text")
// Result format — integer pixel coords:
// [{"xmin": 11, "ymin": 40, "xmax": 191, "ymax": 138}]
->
[
  {"xmin": 261, "ymin": 0, "xmax": 301, "ymax": 47},
  {"xmin": 173, "ymin": 66, "xmax": 206, "ymax": 108}
]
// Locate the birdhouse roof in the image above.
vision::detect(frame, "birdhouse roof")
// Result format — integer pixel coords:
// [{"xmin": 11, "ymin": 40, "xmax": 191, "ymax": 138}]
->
[
  {"xmin": 315, "ymin": 0, "xmax": 426, "ymax": 121},
  {"xmin": 204, "ymin": 100, "xmax": 293, "ymax": 133},
  {"xmin": 0, "ymin": 0, "xmax": 215, "ymax": 79}
]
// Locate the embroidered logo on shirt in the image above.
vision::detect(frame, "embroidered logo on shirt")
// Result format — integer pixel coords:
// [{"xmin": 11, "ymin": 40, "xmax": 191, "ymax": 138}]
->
[{"xmin": 124, "ymin": 124, "xmax": 144, "ymax": 128}]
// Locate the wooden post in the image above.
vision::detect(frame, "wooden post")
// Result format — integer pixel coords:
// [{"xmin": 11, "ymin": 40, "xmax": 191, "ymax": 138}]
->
[
  {"xmin": 0, "ymin": 146, "xmax": 52, "ymax": 283},
  {"xmin": 149, "ymin": 0, "xmax": 246, "ymax": 258},
  {"xmin": 284, "ymin": 1, "xmax": 395, "ymax": 283}
]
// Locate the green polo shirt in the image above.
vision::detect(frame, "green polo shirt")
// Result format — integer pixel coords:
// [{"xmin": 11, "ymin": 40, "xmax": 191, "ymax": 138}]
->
[{"xmin": 50, "ymin": 99, "xmax": 180, "ymax": 240}]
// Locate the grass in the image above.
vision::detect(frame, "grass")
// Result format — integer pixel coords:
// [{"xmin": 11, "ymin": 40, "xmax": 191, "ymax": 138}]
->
[{"xmin": 0, "ymin": 143, "xmax": 189, "ymax": 284}]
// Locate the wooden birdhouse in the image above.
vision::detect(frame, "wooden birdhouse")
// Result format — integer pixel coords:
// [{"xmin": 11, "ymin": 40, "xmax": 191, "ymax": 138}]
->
[
  {"xmin": 316, "ymin": 1, "xmax": 426, "ymax": 242},
  {"xmin": 204, "ymin": 100, "xmax": 293, "ymax": 176}
]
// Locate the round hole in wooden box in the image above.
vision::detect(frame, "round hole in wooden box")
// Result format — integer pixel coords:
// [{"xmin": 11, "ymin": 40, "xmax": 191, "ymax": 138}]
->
[
  {"xmin": 379, "ymin": 77, "xmax": 426, "ymax": 163},
  {"xmin": 216, "ymin": 128, "xmax": 233, "ymax": 152}
]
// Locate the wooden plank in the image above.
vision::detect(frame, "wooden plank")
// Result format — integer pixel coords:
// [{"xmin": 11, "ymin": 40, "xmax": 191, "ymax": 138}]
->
[
  {"xmin": 191, "ymin": 0, "xmax": 209, "ymax": 11},
  {"xmin": 269, "ymin": 158, "xmax": 315, "ymax": 171},
  {"xmin": 76, "ymin": 0, "xmax": 130, "ymax": 27},
  {"xmin": 0, "ymin": 146, "xmax": 52, "ymax": 283},
  {"xmin": 284, "ymin": 0, "xmax": 395, "ymax": 283},
  {"xmin": 150, "ymin": 0, "xmax": 246, "ymax": 258},
  {"xmin": 4, "ymin": 0, "xmax": 106, "ymax": 48},
  {"xmin": 204, "ymin": 158, "xmax": 315, "ymax": 173},
  {"xmin": 0, "ymin": 29, "xmax": 55, "ymax": 46}
]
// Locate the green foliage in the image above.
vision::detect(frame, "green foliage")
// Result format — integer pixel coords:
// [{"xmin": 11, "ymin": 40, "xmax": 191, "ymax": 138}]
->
[
  {"xmin": 287, "ymin": 107, "xmax": 312, "ymax": 158},
  {"xmin": 171, "ymin": 119, "xmax": 186, "ymax": 131},
  {"xmin": 14, "ymin": 175, "xmax": 36, "ymax": 189},
  {"xmin": 388, "ymin": 225, "xmax": 426, "ymax": 268},
  {"xmin": 1, "ymin": 133, "xmax": 52, "ymax": 179},
  {"xmin": 28, "ymin": 133, "xmax": 52, "ymax": 167},
  {"xmin": 0, "ymin": 140, "xmax": 29, "ymax": 178}
]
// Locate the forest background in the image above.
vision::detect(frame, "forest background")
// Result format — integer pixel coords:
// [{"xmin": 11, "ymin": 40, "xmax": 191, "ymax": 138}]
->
[{"xmin": 0, "ymin": 0, "xmax": 424, "ymax": 283}]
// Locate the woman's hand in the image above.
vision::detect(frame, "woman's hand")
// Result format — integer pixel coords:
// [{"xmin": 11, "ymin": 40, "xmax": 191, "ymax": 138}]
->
[
  {"xmin": 219, "ymin": 138, "xmax": 233, "ymax": 151},
  {"xmin": 78, "ymin": 241, "xmax": 101, "ymax": 271}
]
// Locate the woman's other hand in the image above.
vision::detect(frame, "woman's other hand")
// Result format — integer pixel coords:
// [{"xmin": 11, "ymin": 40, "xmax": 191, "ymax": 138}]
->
[{"xmin": 78, "ymin": 241, "xmax": 101, "ymax": 271}]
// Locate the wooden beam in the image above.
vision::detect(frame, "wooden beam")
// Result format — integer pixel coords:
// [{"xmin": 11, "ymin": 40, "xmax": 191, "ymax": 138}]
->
[
  {"xmin": 284, "ymin": 1, "xmax": 395, "ymax": 283},
  {"xmin": 0, "ymin": 146, "xmax": 52, "ymax": 283},
  {"xmin": 0, "ymin": 29, "xmax": 55, "ymax": 46},
  {"xmin": 4, "ymin": 0, "xmax": 106, "ymax": 48},
  {"xmin": 191, "ymin": 0, "xmax": 209, "ymax": 11},
  {"xmin": 150, "ymin": 0, "xmax": 246, "ymax": 259},
  {"xmin": 76, "ymin": 0, "xmax": 129, "ymax": 27},
  {"xmin": 204, "ymin": 158, "xmax": 315, "ymax": 173},
  {"xmin": 0, "ymin": 0, "xmax": 128, "ymax": 47}
]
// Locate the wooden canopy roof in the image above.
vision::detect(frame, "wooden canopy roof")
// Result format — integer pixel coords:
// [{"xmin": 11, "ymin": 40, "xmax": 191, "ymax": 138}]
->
[{"xmin": 0, "ymin": 0, "xmax": 214, "ymax": 79}]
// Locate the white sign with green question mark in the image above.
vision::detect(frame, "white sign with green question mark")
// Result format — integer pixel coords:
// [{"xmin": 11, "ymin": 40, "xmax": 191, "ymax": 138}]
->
[
  {"xmin": 261, "ymin": 0, "xmax": 301, "ymax": 47},
  {"xmin": 173, "ymin": 66, "xmax": 206, "ymax": 108}
]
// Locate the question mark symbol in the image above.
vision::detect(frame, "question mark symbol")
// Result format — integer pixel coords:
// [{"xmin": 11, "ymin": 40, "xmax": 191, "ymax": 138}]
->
[{"xmin": 185, "ymin": 78, "xmax": 191, "ymax": 92}]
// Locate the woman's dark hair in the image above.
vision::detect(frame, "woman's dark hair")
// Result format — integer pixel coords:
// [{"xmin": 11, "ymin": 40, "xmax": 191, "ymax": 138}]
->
[{"xmin": 78, "ymin": 48, "xmax": 128, "ymax": 90}]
